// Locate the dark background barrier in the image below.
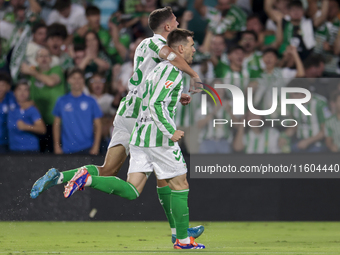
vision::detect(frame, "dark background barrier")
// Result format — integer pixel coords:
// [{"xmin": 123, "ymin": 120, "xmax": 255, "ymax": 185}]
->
[{"xmin": 1, "ymin": 154, "xmax": 340, "ymax": 221}]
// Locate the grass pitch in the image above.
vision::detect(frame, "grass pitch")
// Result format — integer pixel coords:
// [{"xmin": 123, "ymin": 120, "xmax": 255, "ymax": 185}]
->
[{"xmin": 1, "ymin": 222, "xmax": 340, "ymax": 255}]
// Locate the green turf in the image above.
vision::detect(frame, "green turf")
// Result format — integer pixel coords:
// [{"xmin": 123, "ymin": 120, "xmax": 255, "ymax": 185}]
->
[{"xmin": 1, "ymin": 222, "xmax": 340, "ymax": 254}]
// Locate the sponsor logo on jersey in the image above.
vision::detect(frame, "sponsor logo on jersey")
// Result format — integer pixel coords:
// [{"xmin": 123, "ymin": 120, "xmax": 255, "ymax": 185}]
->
[{"xmin": 165, "ymin": 80, "xmax": 174, "ymax": 89}]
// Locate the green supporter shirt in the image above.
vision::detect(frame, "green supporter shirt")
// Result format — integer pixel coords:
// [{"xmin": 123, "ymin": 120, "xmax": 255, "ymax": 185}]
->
[
  {"xmin": 29, "ymin": 66, "xmax": 66, "ymax": 125},
  {"xmin": 74, "ymin": 27, "xmax": 130, "ymax": 64},
  {"xmin": 205, "ymin": 5, "xmax": 247, "ymax": 34},
  {"xmin": 290, "ymin": 94, "xmax": 331, "ymax": 140},
  {"xmin": 214, "ymin": 61, "xmax": 250, "ymax": 91},
  {"xmin": 314, "ymin": 18, "xmax": 340, "ymax": 73},
  {"xmin": 325, "ymin": 115, "xmax": 340, "ymax": 149},
  {"xmin": 243, "ymin": 51, "xmax": 264, "ymax": 78}
]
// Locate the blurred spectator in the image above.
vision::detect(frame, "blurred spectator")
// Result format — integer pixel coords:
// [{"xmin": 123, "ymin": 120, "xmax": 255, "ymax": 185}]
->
[
  {"xmin": 21, "ymin": 48, "xmax": 65, "ymax": 152},
  {"xmin": 7, "ymin": 81, "xmax": 46, "ymax": 153},
  {"xmin": 195, "ymin": 0, "xmax": 247, "ymax": 39},
  {"xmin": 284, "ymin": 82, "xmax": 331, "ymax": 153},
  {"xmin": 312, "ymin": 0, "xmax": 340, "ymax": 74},
  {"xmin": 246, "ymin": 14, "xmax": 268, "ymax": 47},
  {"xmin": 196, "ymin": 34, "xmax": 228, "ymax": 84},
  {"xmin": 233, "ymin": 111, "xmax": 282, "ymax": 154},
  {"xmin": 75, "ymin": 6, "xmax": 111, "ymax": 51},
  {"xmin": 2, "ymin": 0, "xmax": 25, "ymax": 23},
  {"xmin": 196, "ymin": 88, "xmax": 234, "ymax": 153},
  {"xmin": 25, "ymin": 22, "xmax": 47, "ymax": 66},
  {"xmin": 0, "ymin": 5, "xmax": 27, "ymax": 65},
  {"xmin": 239, "ymin": 30, "xmax": 265, "ymax": 78},
  {"xmin": 46, "ymin": 23, "xmax": 73, "ymax": 70},
  {"xmin": 0, "ymin": 0, "xmax": 11, "ymax": 21},
  {"xmin": 89, "ymin": 72, "xmax": 114, "ymax": 116},
  {"xmin": 302, "ymin": 55, "xmax": 337, "ymax": 101},
  {"xmin": 89, "ymin": 72, "xmax": 115, "ymax": 152},
  {"xmin": 265, "ymin": 0, "xmax": 329, "ymax": 60},
  {"xmin": 47, "ymin": 0, "xmax": 87, "ymax": 35},
  {"xmin": 36, "ymin": 0, "xmax": 56, "ymax": 21},
  {"xmin": 133, "ymin": 0, "xmax": 162, "ymax": 38},
  {"xmin": 77, "ymin": 31, "xmax": 111, "ymax": 81},
  {"xmin": 53, "ymin": 68, "xmax": 102, "ymax": 154},
  {"xmin": 253, "ymin": 47, "xmax": 304, "ymax": 118},
  {"xmin": 325, "ymin": 92, "xmax": 340, "ymax": 152},
  {"xmin": 91, "ymin": 0, "xmax": 119, "ymax": 30},
  {"xmin": 108, "ymin": 20, "xmax": 131, "ymax": 64},
  {"xmin": 214, "ymin": 46, "xmax": 249, "ymax": 91},
  {"xmin": 0, "ymin": 72, "xmax": 16, "ymax": 153}
]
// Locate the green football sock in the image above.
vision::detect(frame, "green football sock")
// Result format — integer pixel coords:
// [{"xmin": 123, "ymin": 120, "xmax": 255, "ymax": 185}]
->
[
  {"xmin": 90, "ymin": 176, "xmax": 139, "ymax": 200},
  {"xmin": 62, "ymin": 165, "xmax": 99, "ymax": 183},
  {"xmin": 157, "ymin": 186, "xmax": 176, "ymax": 229},
  {"xmin": 171, "ymin": 189, "xmax": 189, "ymax": 240}
]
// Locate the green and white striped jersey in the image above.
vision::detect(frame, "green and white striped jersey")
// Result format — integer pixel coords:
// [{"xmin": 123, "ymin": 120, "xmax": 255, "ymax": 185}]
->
[
  {"xmin": 195, "ymin": 102, "xmax": 233, "ymax": 142},
  {"xmin": 117, "ymin": 34, "xmax": 166, "ymax": 119},
  {"xmin": 130, "ymin": 61, "xmax": 183, "ymax": 147},
  {"xmin": 243, "ymin": 51, "xmax": 265, "ymax": 78},
  {"xmin": 205, "ymin": 5, "xmax": 247, "ymax": 34},
  {"xmin": 214, "ymin": 61, "xmax": 250, "ymax": 91},
  {"xmin": 325, "ymin": 115, "xmax": 340, "ymax": 149},
  {"xmin": 291, "ymin": 94, "xmax": 331, "ymax": 140},
  {"xmin": 243, "ymin": 128, "xmax": 281, "ymax": 154},
  {"xmin": 314, "ymin": 17, "xmax": 340, "ymax": 74},
  {"xmin": 254, "ymin": 68, "xmax": 296, "ymax": 118}
]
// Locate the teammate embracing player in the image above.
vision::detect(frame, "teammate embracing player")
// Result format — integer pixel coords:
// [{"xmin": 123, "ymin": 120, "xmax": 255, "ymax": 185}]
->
[
  {"xmin": 30, "ymin": 7, "xmax": 204, "ymax": 246},
  {"xmin": 64, "ymin": 28, "xmax": 205, "ymax": 250}
]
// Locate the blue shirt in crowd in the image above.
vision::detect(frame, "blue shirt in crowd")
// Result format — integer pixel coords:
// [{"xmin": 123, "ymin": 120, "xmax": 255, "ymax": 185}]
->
[
  {"xmin": 93, "ymin": 0, "xmax": 119, "ymax": 29},
  {"xmin": 53, "ymin": 93, "xmax": 102, "ymax": 154},
  {"xmin": 7, "ymin": 105, "xmax": 42, "ymax": 152},
  {"xmin": 0, "ymin": 92, "xmax": 18, "ymax": 146}
]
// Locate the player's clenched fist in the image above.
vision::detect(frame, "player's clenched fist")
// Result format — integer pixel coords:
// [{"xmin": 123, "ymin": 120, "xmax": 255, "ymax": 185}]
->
[{"xmin": 171, "ymin": 130, "xmax": 184, "ymax": 142}]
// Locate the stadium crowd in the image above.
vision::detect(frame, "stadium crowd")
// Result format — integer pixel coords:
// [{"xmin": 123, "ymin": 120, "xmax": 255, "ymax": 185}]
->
[{"xmin": 0, "ymin": 0, "xmax": 340, "ymax": 155}]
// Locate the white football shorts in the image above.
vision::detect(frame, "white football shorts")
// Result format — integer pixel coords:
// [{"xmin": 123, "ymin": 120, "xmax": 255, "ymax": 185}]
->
[
  {"xmin": 108, "ymin": 115, "xmax": 136, "ymax": 155},
  {"xmin": 128, "ymin": 144, "xmax": 187, "ymax": 180}
]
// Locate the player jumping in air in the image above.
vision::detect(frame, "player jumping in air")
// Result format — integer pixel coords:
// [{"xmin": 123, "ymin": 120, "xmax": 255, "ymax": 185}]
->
[
  {"xmin": 30, "ymin": 7, "xmax": 204, "ymax": 243},
  {"xmin": 64, "ymin": 28, "xmax": 205, "ymax": 250}
]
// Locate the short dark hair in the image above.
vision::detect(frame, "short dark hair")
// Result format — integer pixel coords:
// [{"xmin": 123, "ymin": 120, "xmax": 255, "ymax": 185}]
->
[
  {"xmin": 289, "ymin": 0, "xmax": 303, "ymax": 9},
  {"xmin": 15, "ymin": 80, "xmax": 29, "ymax": 90},
  {"xmin": 331, "ymin": 91, "xmax": 340, "ymax": 102},
  {"xmin": 32, "ymin": 21, "xmax": 47, "ymax": 34},
  {"xmin": 262, "ymin": 47, "xmax": 279, "ymax": 58},
  {"xmin": 0, "ymin": 72, "xmax": 11, "ymax": 86},
  {"xmin": 247, "ymin": 14, "xmax": 263, "ymax": 23},
  {"xmin": 86, "ymin": 6, "xmax": 100, "ymax": 16},
  {"xmin": 148, "ymin": 6, "xmax": 173, "ymax": 32},
  {"xmin": 303, "ymin": 54, "xmax": 324, "ymax": 69},
  {"xmin": 67, "ymin": 67, "xmax": 84, "ymax": 79},
  {"xmin": 46, "ymin": 23, "xmax": 68, "ymax": 40},
  {"xmin": 54, "ymin": 0, "xmax": 71, "ymax": 12},
  {"xmin": 74, "ymin": 44, "xmax": 86, "ymax": 52},
  {"xmin": 241, "ymin": 30, "xmax": 258, "ymax": 42},
  {"xmin": 15, "ymin": 5, "xmax": 26, "ymax": 13},
  {"xmin": 167, "ymin": 28, "xmax": 194, "ymax": 48},
  {"xmin": 228, "ymin": 45, "xmax": 245, "ymax": 54}
]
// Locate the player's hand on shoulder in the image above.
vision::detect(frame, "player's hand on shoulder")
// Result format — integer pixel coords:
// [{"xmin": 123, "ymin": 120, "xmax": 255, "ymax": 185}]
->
[{"xmin": 171, "ymin": 130, "xmax": 184, "ymax": 142}]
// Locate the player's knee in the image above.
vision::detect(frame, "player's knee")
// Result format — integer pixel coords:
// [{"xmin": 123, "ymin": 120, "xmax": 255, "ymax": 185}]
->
[{"xmin": 98, "ymin": 165, "xmax": 119, "ymax": 176}]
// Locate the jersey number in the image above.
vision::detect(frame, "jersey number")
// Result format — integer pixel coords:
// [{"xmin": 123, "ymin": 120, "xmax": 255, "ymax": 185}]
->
[{"xmin": 130, "ymin": 56, "xmax": 144, "ymax": 86}]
